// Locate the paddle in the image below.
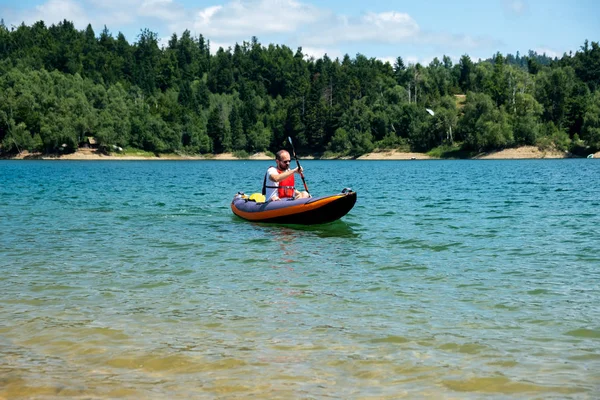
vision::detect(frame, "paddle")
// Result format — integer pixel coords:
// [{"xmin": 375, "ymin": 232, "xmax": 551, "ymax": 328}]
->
[{"xmin": 287, "ymin": 136, "xmax": 310, "ymax": 195}]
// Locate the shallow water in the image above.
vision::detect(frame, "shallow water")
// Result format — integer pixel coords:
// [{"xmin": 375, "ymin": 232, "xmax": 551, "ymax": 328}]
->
[{"xmin": 1, "ymin": 159, "xmax": 599, "ymax": 398}]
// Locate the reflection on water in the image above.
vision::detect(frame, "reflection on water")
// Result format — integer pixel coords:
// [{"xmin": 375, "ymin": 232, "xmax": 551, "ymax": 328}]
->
[
  {"xmin": 249, "ymin": 219, "xmax": 360, "ymax": 239},
  {"xmin": 1, "ymin": 159, "xmax": 599, "ymax": 399}
]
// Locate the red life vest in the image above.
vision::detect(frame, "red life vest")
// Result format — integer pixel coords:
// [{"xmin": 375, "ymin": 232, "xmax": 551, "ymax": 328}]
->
[{"xmin": 277, "ymin": 168, "xmax": 295, "ymax": 198}]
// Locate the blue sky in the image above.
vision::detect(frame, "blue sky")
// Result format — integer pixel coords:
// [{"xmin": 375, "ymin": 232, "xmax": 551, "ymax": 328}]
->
[{"xmin": 1, "ymin": 0, "xmax": 598, "ymax": 65}]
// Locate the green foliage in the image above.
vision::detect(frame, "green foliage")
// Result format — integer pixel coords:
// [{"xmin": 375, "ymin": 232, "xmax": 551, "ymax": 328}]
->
[
  {"xmin": 120, "ymin": 147, "xmax": 156, "ymax": 157},
  {"xmin": 1, "ymin": 122, "xmax": 32, "ymax": 152},
  {"xmin": 207, "ymin": 104, "xmax": 231, "ymax": 153},
  {"xmin": 233, "ymin": 149, "xmax": 249, "ymax": 158},
  {"xmin": 458, "ymin": 92, "xmax": 514, "ymax": 151},
  {"xmin": 458, "ymin": 55, "xmax": 474, "ymax": 93},
  {"xmin": 208, "ymin": 47, "xmax": 234, "ymax": 94},
  {"xmin": 511, "ymin": 93, "xmax": 543, "ymax": 145},
  {"xmin": 133, "ymin": 29, "xmax": 160, "ymax": 94},
  {"xmin": 181, "ymin": 113, "xmax": 211, "ymax": 153},
  {"xmin": 428, "ymin": 96, "xmax": 458, "ymax": 146},
  {"xmin": 0, "ymin": 20, "xmax": 598, "ymax": 157},
  {"xmin": 96, "ymin": 83, "xmax": 131, "ymax": 147},
  {"xmin": 537, "ymin": 122, "xmax": 571, "ymax": 151},
  {"xmin": 247, "ymin": 121, "xmax": 272, "ymax": 152},
  {"xmin": 229, "ymin": 105, "xmax": 246, "ymax": 151},
  {"xmin": 327, "ymin": 128, "xmax": 352, "ymax": 155},
  {"xmin": 337, "ymin": 98, "xmax": 375, "ymax": 155},
  {"xmin": 427, "ymin": 144, "xmax": 470, "ymax": 159},
  {"xmin": 580, "ymin": 90, "xmax": 600, "ymax": 150}
]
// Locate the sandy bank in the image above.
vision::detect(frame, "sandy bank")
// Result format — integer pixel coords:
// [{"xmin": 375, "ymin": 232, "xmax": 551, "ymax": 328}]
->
[
  {"xmin": 8, "ymin": 149, "xmax": 273, "ymax": 161},
  {"xmin": 5, "ymin": 147, "xmax": 597, "ymax": 161},
  {"xmin": 357, "ymin": 150, "xmax": 432, "ymax": 160},
  {"xmin": 474, "ymin": 146, "xmax": 571, "ymax": 159}
]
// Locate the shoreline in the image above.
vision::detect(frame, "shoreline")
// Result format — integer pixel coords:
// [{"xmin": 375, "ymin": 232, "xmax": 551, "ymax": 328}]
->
[{"xmin": 3, "ymin": 146, "xmax": 597, "ymax": 161}]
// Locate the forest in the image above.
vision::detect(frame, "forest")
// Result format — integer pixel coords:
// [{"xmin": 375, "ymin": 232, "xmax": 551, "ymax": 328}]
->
[{"xmin": 0, "ymin": 19, "xmax": 599, "ymax": 157}]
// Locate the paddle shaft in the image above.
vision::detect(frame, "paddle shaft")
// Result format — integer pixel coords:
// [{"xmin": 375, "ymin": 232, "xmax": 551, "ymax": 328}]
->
[{"xmin": 288, "ymin": 137, "xmax": 310, "ymax": 194}]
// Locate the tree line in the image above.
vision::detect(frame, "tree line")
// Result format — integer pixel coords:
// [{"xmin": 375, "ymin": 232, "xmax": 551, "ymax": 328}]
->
[{"xmin": 1, "ymin": 19, "xmax": 599, "ymax": 157}]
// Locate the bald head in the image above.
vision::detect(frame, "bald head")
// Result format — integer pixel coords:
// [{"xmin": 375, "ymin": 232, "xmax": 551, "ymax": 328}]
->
[
  {"xmin": 275, "ymin": 150, "xmax": 292, "ymax": 170},
  {"xmin": 276, "ymin": 150, "xmax": 290, "ymax": 161}
]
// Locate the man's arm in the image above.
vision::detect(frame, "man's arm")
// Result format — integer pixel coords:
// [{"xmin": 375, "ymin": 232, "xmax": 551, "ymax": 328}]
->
[{"xmin": 269, "ymin": 167, "xmax": 300, "ymax": 182}]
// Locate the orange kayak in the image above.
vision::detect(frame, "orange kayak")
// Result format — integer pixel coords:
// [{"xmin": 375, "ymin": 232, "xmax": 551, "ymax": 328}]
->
[{"xmin": 231, "ymin": 189, "xmax": 357, "ymax": 225}]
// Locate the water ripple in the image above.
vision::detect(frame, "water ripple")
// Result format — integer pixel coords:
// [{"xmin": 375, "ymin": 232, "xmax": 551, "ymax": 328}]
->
[{"xmin": 1, "ymin": 159, "xmax": 599, "ymax": 398}]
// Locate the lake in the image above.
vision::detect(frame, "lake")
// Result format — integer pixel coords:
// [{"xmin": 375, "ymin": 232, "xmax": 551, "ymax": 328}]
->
[{"xmin": 1, "ymin": 159, "xmax": 599, "ymax": 398}]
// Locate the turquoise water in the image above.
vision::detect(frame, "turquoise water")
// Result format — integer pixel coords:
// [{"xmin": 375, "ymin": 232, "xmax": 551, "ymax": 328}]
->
[{"xmin": 1, "ymin": 159, "xmax": 599, "ymax": 399}]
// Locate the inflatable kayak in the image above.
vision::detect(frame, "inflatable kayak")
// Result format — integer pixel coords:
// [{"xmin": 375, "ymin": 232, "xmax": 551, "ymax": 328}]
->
[{"xmin": 231, "ymin": 188, "xmax": 357, "ymax": 225}]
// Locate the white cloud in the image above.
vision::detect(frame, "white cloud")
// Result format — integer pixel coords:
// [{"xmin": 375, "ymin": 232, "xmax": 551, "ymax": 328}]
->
[
  {"xmin": 19, "ymin": 0, "xmax": 88, "ymax": 29},
  {"xmin": 381, "ymin": 53, "xmax": 444, "ymax": 67},
  {"xmin": 377, "ymin": 56, "xmax": 397, "ymax": 66},
  {"xmin": 303, "ymin": 11, "xmax": 420, "ymax": 46},
  {"xmin": 187, "ymin": 0, "xmax": 323, "ymax": 40},
  {"xmin": 534, "ymin": 47, "xmax": 561, "ymax": 59},
  {"xmin": 198, "ymin": 6, "xmax": 222, "ymax": 24},
  {"xmin": 301, "ymin": 46, "xmax": 343, "ymax": 61},
  {"xmin": 139, "ymin": 0, "xmax": 184, "ymax": 22},
  {"xmin": 87, "ymin": 0, "xmax": 142, "ymax": 26},
  {"xmin": 88, "ymin": 0, "xmax": 140, "ymax": 8},
  {"xmin": 209, "ymin": 40, "xmax": 235, "ymax": 54},
  {"xmin": 421, "ymin": 31, "xmax": 500, "ymax": 51},
  {"xmin": 10, "ymin": 0, "xmax": 140, "ymax": 33},
  {"xmin": 503, "ymin": 0, "xmax": 528, "ymax": 16}
]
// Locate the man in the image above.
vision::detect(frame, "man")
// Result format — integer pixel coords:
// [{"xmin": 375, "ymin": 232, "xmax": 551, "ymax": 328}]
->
[{"xmin": 262, "ymin": 150, "xmax": 310, "ymax": 201}]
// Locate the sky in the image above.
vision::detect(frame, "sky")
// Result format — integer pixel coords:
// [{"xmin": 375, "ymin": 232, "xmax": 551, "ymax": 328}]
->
[{"xmin": 1, "ymin": 0, "xmax": 598, "ymax": 65}]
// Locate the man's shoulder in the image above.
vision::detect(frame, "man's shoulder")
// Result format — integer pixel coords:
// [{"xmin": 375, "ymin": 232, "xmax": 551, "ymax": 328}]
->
[{"xmin": 267, "ymin": 166, "xmax": 277, "ymax": 179}]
